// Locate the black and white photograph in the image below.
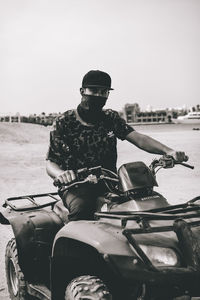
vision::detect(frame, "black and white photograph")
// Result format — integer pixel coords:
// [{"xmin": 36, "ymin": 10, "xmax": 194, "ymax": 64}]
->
[{"xmin": 0, "ymin": 0, "xmax": 200, "ymax": 299}]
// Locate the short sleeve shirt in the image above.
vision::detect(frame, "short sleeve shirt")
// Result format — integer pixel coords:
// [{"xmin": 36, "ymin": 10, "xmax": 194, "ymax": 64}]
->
[{"xmin": 46, "ymin": 109, "xmax": 134, "ymax": 172}]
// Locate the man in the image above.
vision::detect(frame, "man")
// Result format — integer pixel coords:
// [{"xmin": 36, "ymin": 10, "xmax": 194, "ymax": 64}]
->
[{"xmin": 46, "ymin": 70, "xmax": 187, "ymax": 221}]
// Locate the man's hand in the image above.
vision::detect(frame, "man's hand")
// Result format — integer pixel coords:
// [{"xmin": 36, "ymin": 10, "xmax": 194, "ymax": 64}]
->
[
  {"xmin": 166, "ymin": 150, "xmax": 188, "ymax": 162},
  {"xmin": 55, "ymin": 170, "xmax": 76, "ymax": 185}
]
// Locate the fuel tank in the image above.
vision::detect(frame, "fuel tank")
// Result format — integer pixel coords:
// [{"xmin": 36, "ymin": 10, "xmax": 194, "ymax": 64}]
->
[{"xmin": 109, "ymin": 191, "xmax": 169, "ymax": 212}]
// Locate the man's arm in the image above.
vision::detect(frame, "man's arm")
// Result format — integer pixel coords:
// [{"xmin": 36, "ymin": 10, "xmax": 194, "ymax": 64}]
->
[
  {"xmin": 46, "ymin": 160, "xmax": 75, "ymax": 184},
  {"xmin": 46, "ymin": 115, "xmax": 76, "ymax": 185},
  {"xmin": 126, "ymin": 131, "xmax": 187, "ymax": 162}
]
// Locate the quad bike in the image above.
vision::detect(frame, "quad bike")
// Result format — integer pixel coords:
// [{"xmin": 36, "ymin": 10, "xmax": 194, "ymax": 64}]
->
[{"xmin": 1, "ymin": 156, "xmax": 200, "ymax": 300}]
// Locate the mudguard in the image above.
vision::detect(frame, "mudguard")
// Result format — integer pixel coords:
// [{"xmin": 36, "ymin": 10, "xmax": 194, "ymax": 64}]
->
[
  {"xmin": 53, "ymin": 220, "xmax": 133, "ymax": 256},
  {"xmin": 0, "ymin": 208, "xmax": 10, "ymax": 224},
  {"xmin": 51, "ymin": 220, "xmax": 135, "ymax": 300},
  {"xmin": 0, "ymin": 207, "xmax": 63, "ymax": 281},
  {"xmin": 52, "ymin": 219, "xmax": 180, "ymax": 257}
]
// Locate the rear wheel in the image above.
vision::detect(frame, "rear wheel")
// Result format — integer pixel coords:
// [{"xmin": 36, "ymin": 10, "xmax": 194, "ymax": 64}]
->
[
  {"xmin": 5, "ymin": 238, "xmax": 29, "ymax": 300},
  {"xmin": 65, "ymin": 275, "xmax": 112, "ymax": 300}
]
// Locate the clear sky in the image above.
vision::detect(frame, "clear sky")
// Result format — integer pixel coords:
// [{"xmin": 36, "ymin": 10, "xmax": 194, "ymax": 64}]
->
[{"xmin": 0, "ymin": 0, "xmax": 199, "ymax": 115}]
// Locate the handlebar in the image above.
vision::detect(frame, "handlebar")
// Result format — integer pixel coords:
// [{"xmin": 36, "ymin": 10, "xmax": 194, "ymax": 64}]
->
[
  {"xmin": 54, "ymin": 174, "xmax": 97, "ymax": 188},
  {"xmin": 54, "ymin": 156, "xmax": 194, "ymax": 191},
  {"xmin": 149, "ymin": 155, "xmax": 194, "ymax": 175},
  {"xmin": 177, "ymin": 162, "xmax": 194, "ymax": 169},
  {"xmin": 53, "ymin": 166, "xmax": 119, "ymax": 192}
]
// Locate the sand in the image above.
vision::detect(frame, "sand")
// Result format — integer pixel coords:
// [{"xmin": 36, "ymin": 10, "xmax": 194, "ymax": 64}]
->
[{"xmin": 0, "ymin": 122, "xmax": 199, "ymax": 299}]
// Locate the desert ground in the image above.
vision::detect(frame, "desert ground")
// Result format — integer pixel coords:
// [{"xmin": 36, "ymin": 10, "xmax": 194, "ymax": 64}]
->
[
  {"xmin": 0, "ymin": 123, "xmax": 54, "ymax": 299},
  {"xmin": 0, "ymin": 122, "xmax": 199, "ymax": 299}
]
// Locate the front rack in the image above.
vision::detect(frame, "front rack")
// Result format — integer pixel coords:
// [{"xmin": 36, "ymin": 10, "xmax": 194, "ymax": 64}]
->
[
  {"xmin": 4, "ymin": 192, "xmax": 60, "ymax": 211},
  {"xmin": 96, "ymin": 196, "xmax": 200, "ymax": 272},
  {"xmin": 95, "ymin": 196, "xmax": 200, "ymax": 230}
]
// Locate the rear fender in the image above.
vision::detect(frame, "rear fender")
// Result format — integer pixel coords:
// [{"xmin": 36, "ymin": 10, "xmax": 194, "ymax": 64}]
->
[
  {"xmin": 0, "ymin": 207, "xmax": 14, "ymax": 224},
  {"xmin": 1, "ymin": 208, "xmax": 63, "ymax": 281}
]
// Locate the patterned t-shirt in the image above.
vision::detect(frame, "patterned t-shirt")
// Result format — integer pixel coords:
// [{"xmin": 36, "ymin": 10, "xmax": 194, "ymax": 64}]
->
[{"xmin": 46, "ymin": 109, "xmax": 134, "ymax": 172}]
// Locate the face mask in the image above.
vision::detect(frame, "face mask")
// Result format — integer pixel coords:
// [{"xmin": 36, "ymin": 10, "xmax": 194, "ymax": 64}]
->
[
  {"xmin": 81, "ymin": 94, "xmax": 107, "ymax": 112},
  {"xmin": 78, "ymin": 94, "xmax": 107, "ymax": 124}
]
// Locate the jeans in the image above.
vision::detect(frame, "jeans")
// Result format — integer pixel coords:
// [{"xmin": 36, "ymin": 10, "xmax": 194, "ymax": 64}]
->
[{"xmin": 61, "ymin": 181, "xmax": 107, "ymax": 221}]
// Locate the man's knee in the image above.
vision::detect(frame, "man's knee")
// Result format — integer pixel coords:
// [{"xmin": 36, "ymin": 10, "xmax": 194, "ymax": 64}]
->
[
  {"xmin": 68, "ymin": 201, "xmax": 95, "ymax": 221},
  {"xmin": 62, "ymin": 190, "xmax": 96, "ymax": 221}
]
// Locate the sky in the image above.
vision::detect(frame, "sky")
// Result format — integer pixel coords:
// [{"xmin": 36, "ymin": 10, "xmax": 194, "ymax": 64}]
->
[{"xmin": 0, "ymin": 0, "xmax": 199, "ymax": 115}]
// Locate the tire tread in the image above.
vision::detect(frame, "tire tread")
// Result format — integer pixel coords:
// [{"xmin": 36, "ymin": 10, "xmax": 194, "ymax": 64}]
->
[
  {"xmin": 5, "ymin": 238, "xmax": 28, "ymax": 300},
  {"xmin": 65, "ymin": 275, "xmax": 112, "ymax": 300}
]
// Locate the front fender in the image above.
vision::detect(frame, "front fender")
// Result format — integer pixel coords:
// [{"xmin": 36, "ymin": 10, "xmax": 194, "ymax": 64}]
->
[
  {"xmin": 53, "ymin": 220, "xmax": 133, "ymax": 256},
  {"xmin": 51, "ymin": 220, "xmax": 134, "ymax": 300}
]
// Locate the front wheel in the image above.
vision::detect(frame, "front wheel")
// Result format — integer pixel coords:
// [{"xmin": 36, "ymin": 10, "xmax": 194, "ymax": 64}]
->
[
  {"xmin": 65, "ymin": 275, "xmax": 112, "ymax": 300},
  {"xmin": 5, "ymin": 238, "xmax": 29, "ymax": 300}
]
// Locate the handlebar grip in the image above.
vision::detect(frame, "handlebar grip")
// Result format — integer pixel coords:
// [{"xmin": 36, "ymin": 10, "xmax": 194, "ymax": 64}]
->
[{"xmin": 179, "ymin": 162, "xmax": 194, "ymax": 169}]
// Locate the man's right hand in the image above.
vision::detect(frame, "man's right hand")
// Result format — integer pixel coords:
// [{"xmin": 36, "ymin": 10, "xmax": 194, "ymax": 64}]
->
[{"xmin": 55, "ymin": 170, "xmax": 76, "ymax": 185}]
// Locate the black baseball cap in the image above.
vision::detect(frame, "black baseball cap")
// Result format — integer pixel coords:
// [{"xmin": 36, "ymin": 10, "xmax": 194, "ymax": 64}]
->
[{"xmin": 82, "ymin": 70, "xmax": 114, "ymax": 90}]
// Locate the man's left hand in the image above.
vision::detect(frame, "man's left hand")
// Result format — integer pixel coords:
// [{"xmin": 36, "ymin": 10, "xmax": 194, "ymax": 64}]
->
[{"xmin": 166, "ymin": 150, "xmax": 188, "ymax": 162}]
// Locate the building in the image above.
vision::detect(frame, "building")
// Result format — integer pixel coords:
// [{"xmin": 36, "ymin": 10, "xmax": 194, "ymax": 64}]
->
[
  {"xmin": 0, "ymin": 112, "xmax": 60, "ymax": 126},
  {"xmin": 123, "ymin": 103, "xmax": 173, "ymax": 124},
  {"xmin": 0, "ymin": 113, "xmax": 21, "ymax": 123}
]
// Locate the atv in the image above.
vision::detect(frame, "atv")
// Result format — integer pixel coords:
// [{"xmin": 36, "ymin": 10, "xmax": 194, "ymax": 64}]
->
[{"xmin": 0, "ymin": 156, "xmax": 200, "ymax": 300}]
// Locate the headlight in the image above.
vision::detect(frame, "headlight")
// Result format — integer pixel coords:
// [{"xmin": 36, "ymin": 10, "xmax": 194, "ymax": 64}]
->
[{"xmin": 139, "ymin": 245, "xmax": 180, "ymax": 267}]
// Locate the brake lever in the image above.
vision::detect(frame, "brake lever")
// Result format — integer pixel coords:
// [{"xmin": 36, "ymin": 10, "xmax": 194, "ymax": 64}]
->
[
  {"xmin": 55, "ymin": 174, "xmax": 100, "ymax": 193},
  {"xmin": 160, "ymin": 156, "xmax": 174, "ymax": 168},
  {"xmin": 53, "ymin": 178, "xmax": 77, "ymax": 188},
  {"xmin": 162, "ymin": 155, "xmax": 194, "ymax": 169}
]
